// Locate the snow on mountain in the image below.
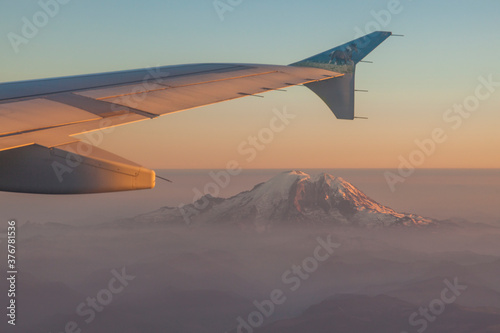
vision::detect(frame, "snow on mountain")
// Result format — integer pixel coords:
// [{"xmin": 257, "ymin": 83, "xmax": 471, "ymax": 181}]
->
[{"xmin": 131, "ymin": 171, "xmax": 434, "ymax": 228}]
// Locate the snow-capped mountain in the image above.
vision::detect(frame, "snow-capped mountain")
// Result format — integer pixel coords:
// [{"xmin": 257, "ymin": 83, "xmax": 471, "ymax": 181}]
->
[{"xmin": 131, "ymin": 171, "xmax": 434, "ymax": 228}]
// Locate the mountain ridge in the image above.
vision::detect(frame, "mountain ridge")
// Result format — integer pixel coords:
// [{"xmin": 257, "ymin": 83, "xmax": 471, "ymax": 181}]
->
[{"xmin": 130, "ymin": 171, "xmax": 434, "ymax": 229}]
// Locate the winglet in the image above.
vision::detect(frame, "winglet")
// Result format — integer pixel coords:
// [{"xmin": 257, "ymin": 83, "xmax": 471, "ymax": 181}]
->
[
  {"xmin": 290, "ymin": 31, "xmax": 392, "ymax": 119},
  {"xmin": 290, "ymin": 31, "xmax": 392, "ymax": 71}
]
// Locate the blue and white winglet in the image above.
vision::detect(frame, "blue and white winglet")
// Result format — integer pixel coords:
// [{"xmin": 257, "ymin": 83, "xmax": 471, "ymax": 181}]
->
[{"xmin": 291, "ymin": 31, "xmax": 393, "ymax": 119}]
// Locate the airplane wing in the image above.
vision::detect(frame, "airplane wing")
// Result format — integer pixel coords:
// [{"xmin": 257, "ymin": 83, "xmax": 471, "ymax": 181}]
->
[{"xmin": 0, "ymin": 31, "xmax": 392, "ymax": 194}]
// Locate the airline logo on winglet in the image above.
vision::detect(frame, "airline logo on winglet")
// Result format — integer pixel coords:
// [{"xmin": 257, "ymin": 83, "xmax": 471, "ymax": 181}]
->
[{"xmin": 290, "ymin": 31, "xmax": 393, "ymax": 74}]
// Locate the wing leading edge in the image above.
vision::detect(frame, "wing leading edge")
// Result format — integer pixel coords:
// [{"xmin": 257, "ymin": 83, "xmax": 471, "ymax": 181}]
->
[{"xmin": 0, "ymin": 31, "xmax": 392, "ymax": 194}]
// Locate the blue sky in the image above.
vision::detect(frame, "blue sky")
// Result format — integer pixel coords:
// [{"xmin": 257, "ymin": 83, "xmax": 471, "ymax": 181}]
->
[
  {"xmin": 2, "ymin": 0, "xmax": 499, "ymax": 81},
  {"xmin": 1, "ymin": 0, "xmax": 499, "ymax": 168}
]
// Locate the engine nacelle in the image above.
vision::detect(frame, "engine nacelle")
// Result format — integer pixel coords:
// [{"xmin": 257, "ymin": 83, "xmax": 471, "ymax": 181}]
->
[{"xmin": 0, "ymin": 143, "xmax": 155, "ymax": 194}]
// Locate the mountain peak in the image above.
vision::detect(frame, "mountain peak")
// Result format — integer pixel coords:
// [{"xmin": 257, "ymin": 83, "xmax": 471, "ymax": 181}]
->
[
  {"xmin": 313, "ymin": 173, "xmax": 348, "ymax": 186},
  {"xmin": 286, "ymin": 170, "xmax": 310, "ymax": 176},
  {"xmin": 135, "ymin": 171, "xmax": 435, "ymax": 228},
  {"xmin": 250, "ymin": 170, "xmax": 309, "ymax": 200}
]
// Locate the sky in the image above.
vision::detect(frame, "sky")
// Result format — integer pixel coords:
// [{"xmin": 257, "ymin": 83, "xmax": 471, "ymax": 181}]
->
[{"xmin": 0, "ymin": 0, "xmax": 499, "ymax": 169}]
